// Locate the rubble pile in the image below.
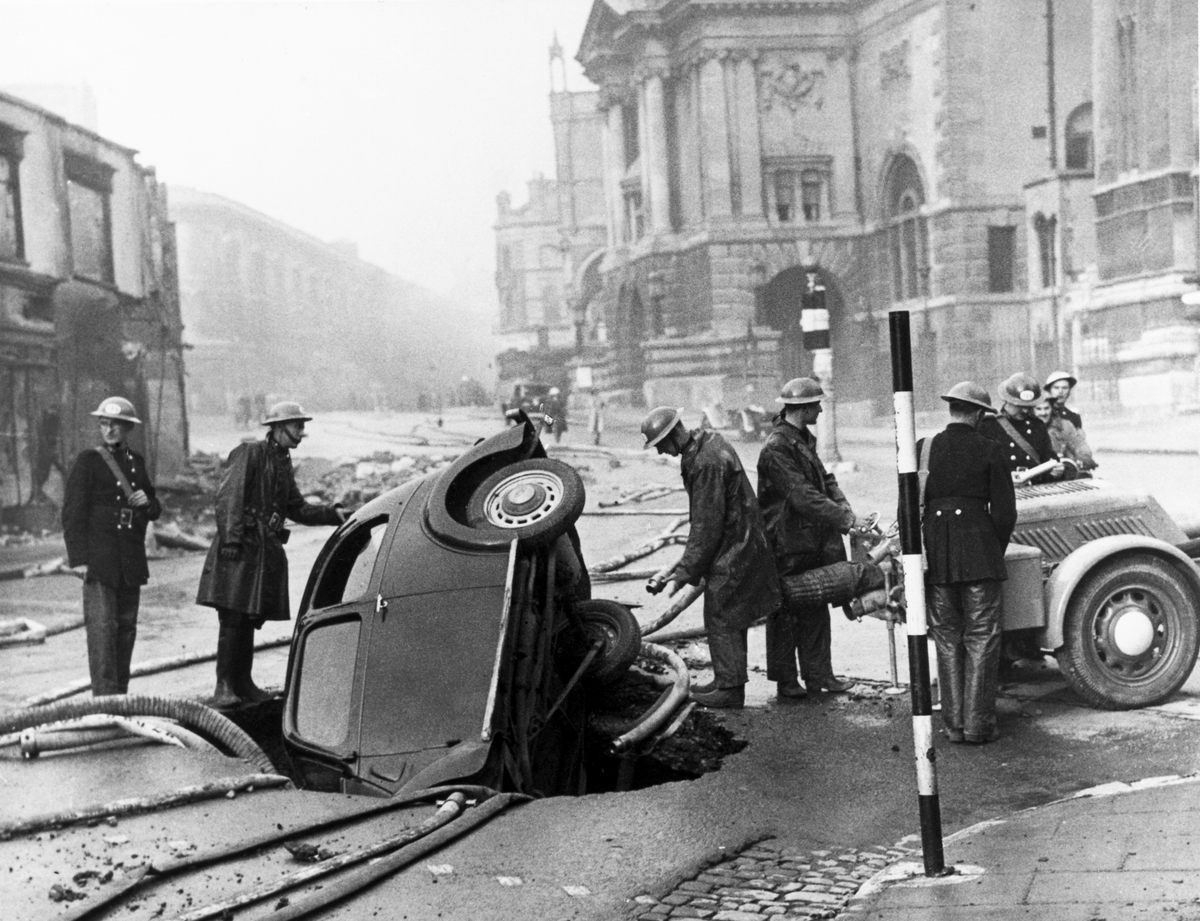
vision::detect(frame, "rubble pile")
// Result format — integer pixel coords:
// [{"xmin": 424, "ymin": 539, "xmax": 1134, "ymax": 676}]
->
[{"xmin": 301, "ymin": 451, "xmax": 453, "ymax": 507}]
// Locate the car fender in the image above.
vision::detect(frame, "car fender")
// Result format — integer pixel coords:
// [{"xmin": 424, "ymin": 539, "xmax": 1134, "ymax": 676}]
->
[{"xmin": 1041, "ymin": 534, "xmax": 1200, "ymax": 650}]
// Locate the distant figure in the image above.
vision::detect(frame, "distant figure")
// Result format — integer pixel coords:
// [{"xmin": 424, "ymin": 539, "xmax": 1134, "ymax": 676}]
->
[
  {"xmin": 196, "ymin": 401, "xmax": 348, "ymax": 707},
  {"xmin": 546, "ymin": 387, "xmax": 567, "ymax": 443},
  {"xmin": 235, "ymin": 394, "xmax": 252, "ymax": 429},
  {"xmin": 588, "ymin": 390, "xmax": 605, "ymax": 446},
  {"xmin": 252, "ymin": 392, "xmax": 267, "ymax": 425},
  {"xmin": 62, "ymin": 397, "xmax": 162, "ymax": 696}
]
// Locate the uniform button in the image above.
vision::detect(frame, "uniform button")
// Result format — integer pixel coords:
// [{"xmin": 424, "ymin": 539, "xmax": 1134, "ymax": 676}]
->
[
  {"xmin": 955, "ymin": 509, "xmax": 962, "ymax": 515},
  {"xmin": 936, "ymin": 510, "xmax": 942, "ymax": 516},
  {"xmin": 1011, "ymin": 455, "xmax": 1017, "ymax": 460}
]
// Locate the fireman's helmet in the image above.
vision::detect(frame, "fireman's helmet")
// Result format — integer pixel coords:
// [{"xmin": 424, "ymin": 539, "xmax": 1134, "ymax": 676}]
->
[
  {"xmin": 998, "ymin": 373, "xmax": 1043, "ymax": 407},
  {"xmin": 90, "ymin": 396, "xmax": 141, "ymax": 425},
  {"xmin": 940, "ymin": 381, "xmax": 996, "ymax": 414},
  {"xmin": 262, "ymin": 401, "xmax": 314, "ymax": 426},
  {"xmin": 641, "ymin": 406, "xmax": 683, "ymax": 448},
  {"xmin": 775, "ymin": 377, "xmax": 825, "ymax": 405}
]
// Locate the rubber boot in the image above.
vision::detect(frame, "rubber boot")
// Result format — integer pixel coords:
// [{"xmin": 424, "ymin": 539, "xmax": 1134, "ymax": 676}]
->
[
  {"xmin": 212, "ymin": 625, "xmax": 243, "ymax": 708},
  {"xmin": 235, "ymin": 626, "xmax": 271, "ymax": 703}
]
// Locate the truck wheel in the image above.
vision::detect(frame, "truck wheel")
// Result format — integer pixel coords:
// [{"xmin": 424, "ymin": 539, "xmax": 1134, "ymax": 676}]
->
[
  {"xmin": 1057, "ymin": 554, "xmax": 1200, "ymax": 709},
  {"xmin": 577, "ymin": 599, "xmax": 641, "ymax": 685},
  {"xmin": 465, "ymin": 459, "xmax": 585, "ymax": 547}
]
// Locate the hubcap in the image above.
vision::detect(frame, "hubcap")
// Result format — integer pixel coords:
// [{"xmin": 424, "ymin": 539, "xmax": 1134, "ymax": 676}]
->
[
  {"xmin": 1110, "ymin": 606, "xmax": 1156, "ymax": 657},
  {"xmin": 483, "ymin": 470, "xmax": 564, "ymax": 529},
  {"xmin": 1092, "ymin": 586, "xmax": 1169, "ymax": 678}
]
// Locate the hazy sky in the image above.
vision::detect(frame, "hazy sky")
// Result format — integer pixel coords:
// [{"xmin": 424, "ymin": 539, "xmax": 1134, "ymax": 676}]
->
[{"xmin": 0, "ymin": 0, "xmax": 598, "ymax": 316}]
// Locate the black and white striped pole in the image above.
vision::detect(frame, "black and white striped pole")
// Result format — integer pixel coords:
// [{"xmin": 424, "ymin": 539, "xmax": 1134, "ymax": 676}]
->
[{"xmin": 888, "ymin": 309, "xmax": 949, "ymax": 877}]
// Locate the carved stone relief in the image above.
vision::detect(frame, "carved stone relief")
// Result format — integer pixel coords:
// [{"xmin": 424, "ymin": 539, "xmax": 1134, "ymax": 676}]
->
[
  {"xmin": 880, "ymin": 40, "xmax": 911, "ymax": 87},
  {"xmin": 757, "ymin": 58, "xmax": 826, "ymax": 113}
]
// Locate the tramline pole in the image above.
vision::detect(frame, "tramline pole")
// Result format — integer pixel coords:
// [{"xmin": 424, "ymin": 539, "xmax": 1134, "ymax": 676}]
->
[{"xmin": 888, "ymin": 310, "xmax": 949, "ymax": 877}]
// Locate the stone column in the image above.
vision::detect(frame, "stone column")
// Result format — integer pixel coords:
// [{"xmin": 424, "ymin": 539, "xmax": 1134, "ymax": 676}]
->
[
  {"xmin": 643, "ymin": 68, "xmax": 672, "ymax": 234},
  {"xmin": 602, "ymin": 93, "xmax": 626, "ymax": 247},
  {"xmin": 734, "ymin": 55, "xmax": 764, "ymax": 219},
  {"xmin": 698, "ymin": 53, "xmax": 733, "ymax": 219}
]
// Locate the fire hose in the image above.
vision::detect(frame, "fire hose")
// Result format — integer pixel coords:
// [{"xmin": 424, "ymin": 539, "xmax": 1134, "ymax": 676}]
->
[{"xmin": 610, "ymin": 642, "xmax": 692, "ymax": 753}]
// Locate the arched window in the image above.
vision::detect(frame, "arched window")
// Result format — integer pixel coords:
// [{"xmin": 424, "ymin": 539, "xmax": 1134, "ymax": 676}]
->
[
  {"xmin": 884, "ymin": 155, "xmax": 928, "ymax": 301},
  {"xmin": 1064, "ymin": 103, "xmax": 1093, "ymax": 171}
]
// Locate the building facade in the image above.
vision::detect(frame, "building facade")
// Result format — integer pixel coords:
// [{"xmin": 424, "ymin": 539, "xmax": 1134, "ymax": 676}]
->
[
  {"xmin": 172, "ymin": 187, "xmax": 486, "ymax": 416},
  {"xmin": 494, "ymin": 43, "xmax": 608, "ymax": 393},
  {"xmin": 567, "ymin": 0, "xmax": 1197, "ymax": 419},
  {"xmin": 0, "ymin": 90, "xmax": 185, "ymax": 530}
]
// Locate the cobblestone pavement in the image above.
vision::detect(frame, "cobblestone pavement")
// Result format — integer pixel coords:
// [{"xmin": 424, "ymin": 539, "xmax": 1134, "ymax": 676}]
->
[{"xmin": 630, "ymin": 839, "xmax": 919, "ymax": 921}]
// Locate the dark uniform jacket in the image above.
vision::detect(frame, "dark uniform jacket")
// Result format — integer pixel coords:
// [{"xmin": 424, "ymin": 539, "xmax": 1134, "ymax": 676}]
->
[
  {"xmin": 978, "ymin": 412, "xmax": 1059, "ymax": 485},
  {"xmin": 668, "ymin": 429, "xmax": 781, "ymax": 631},
  {"xmin": 196, "ymin": 437, "xmax": 342, "ymax": 620},
  {"xmin": 919, "ymin": 422, "xmax": 1017, "ymax": 585},
  {"xmin": 756, "ymin": 418, "xmax": 855, "ymax": 573},
  {"xmin": 1052, "ymin": 403, "xmax": 1083, "ymax": 430},
  {"xmin": 62, "ymin": 445, "xmax": 162, "ymax": 588}
]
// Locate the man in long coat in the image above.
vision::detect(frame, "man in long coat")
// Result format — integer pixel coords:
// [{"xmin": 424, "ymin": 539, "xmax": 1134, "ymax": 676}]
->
[
  {"xmin": 641, "ymin": 406, "xmax": 780, "ymax": 709},
  {"xmin": 919, "ymin": 382, "xmax": 1017, "ymax": 744},
  {"xmin": 196, "ymin": 401, "xmax": 346, "ymax": 706},
  {"xmin": 63, "ymin": 397, "xmax": 162, "ymax": 695},
  {"xmin": 757, "ymin": 377, "xmax": 870, "ymax": 698}
]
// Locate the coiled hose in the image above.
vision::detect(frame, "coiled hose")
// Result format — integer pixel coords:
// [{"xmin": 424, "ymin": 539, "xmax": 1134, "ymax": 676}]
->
[{"xmin": 0, "ymin": 694, "xmax": 275, "ymax": 774}]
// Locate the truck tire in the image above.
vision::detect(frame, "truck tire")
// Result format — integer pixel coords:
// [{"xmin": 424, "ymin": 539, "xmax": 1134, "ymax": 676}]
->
[
  {"xmin": 465, "ymin": 459, "xmax": 585, "ymax": 547},
  {"xmin": 1057, "ymin": 553, "xmax": 1200, "ymax": 709}
]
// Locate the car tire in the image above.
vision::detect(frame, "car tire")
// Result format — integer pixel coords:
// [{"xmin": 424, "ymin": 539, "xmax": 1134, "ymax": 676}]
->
[
  {"xmin": 1056, "ymin": 553, "xmax": 1200, "ymax": 709},
  {"xmin": 577, "ymin": 599, "xmax": 641, "ymax": 685},
  {"xmin": 465, "ymin": 458, "xmax": 586, "ymax": 547}
]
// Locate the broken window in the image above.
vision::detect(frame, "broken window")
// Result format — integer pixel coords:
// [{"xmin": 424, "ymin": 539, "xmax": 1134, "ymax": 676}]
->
[{"xmin": 65, "ymin": 154, "xmax": 114, "ymax": 283}]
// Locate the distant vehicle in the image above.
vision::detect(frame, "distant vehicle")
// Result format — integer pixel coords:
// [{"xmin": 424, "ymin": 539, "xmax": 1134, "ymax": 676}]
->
[
  {"xmin": 998, "ymin": 479, "xmax": 1200, "ymax": 709},
  {"xmin": 500, "ymin": 380, "xmax": 557, "ymax": 420}
]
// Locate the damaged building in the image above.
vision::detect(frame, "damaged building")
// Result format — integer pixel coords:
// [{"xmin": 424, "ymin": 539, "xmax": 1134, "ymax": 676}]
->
[
  {"xmin": 0, "ymin": 90, "xmax": 185, "ymax": 532},
  {"xmin": 500, "ymin": 0, "xmax": 1198, "ymax": 420}
]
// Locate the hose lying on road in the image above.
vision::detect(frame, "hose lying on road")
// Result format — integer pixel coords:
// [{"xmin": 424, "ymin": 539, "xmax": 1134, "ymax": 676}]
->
[
  {"xmin": 611, "ymin": 642, "xmax": 691, "ymax": 754},
  {"xmin": 0, "ymin": 694, "xmax": 275, "ymax": 772}
]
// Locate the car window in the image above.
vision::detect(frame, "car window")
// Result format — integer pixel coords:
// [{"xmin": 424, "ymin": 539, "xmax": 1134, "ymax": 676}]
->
[
  {"xmin": 311, "ymin": 516, "xmax": 388, "ymax": 609},
  {"xmin": 294, "ymin": 617, "xmax": 360, "ymax": 748}
]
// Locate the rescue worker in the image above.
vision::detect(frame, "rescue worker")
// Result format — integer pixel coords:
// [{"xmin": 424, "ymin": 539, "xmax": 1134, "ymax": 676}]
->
[
  {"xmin": 62, "ymin": 397, "xmax": 162, "ymax": 695},
  {"xmin": 919, "ymin": 382, "xmax": 1017, "ymax": 744},
  {"xmin": 196, "ymin": 401, "xmax": 347, "ymax": 707},
  {"xmin": 757, "ymin": 378, "xmax": 870, "ymax": 698},
  {"xmin": 978, "ymin": 372, "xmax": 1065, "ymax": 485},
  {"xmin": 642, "ymin": 406, "xmax": 780, "ymax": 709},
  {"xmin": 1044, "ymin": 370, "xmax": 1083, "ymax": 430},
  {"xmin": 1034, "ymin": 396, "xmax": 1096, "ymax": 476}
]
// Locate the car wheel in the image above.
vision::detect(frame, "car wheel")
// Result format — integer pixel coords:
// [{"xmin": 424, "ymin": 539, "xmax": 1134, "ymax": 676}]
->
[
  {"xmin": 1056, "ymin": 553, "xmax": 1200, "ymax": 709},
  {"xmin": 577, "ymin": 599, "xmax": 641, "ymax": 685},
  {"xmin": 465, "ymin": 459, "xmax": 585, "ymax": 547}
]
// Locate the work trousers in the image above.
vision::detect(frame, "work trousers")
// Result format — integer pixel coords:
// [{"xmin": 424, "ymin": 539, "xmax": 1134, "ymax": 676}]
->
[
  {"xmin": 928, "ymin": 580, "xmax": 1003, "ymax": 740},
  {"xmin": 703, "ymin": 597, "xmax": 749, "ymax": 688},
  {"xmin": 766, "ymin": 600, "xmax": 834, "ymax": 685},
  {"xmin": 83, "ymin": 579, "xmax": 141, "ymax": 695}
]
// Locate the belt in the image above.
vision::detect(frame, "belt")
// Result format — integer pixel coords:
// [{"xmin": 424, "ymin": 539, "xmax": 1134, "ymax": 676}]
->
[{"xmin": 926, "ymin": 497, "xmax": 988, "ymax": 514}]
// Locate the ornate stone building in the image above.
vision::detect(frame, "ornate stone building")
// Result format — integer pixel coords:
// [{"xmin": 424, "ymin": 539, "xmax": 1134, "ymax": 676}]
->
[
  {"xmin": 573, "ymin": 0, "xmax": 1197, "ymax": 418},
  {"xmin": 494, "ymin": 41, "xmax": 608, "ymax": 393},
  {"xmin": 0, "ymin": 90, "xmax": 184, "ymax": 529}
]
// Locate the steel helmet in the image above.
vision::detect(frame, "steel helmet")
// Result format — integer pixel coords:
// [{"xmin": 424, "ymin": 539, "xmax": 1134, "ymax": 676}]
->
[
  {"xmin": 89, "ymin": 396, "xmax": 141, "ymax": 424},
  {"xmin": 262, "ymin": 401, "xmax": 314, "ymax": 425},
  {"xmin": 940, "ymin": 381, "xmax": 995, "ymax": 413},
  {"xmin": 641, "ymin": 406, "xmax": 683, "ymax": 448},
  {"xmin": 1043, "ymin": 370, "xmax": 1078, "ymax": 391},
  {"xmin": 998, "ymin": 372, "xmax": 1043, "ymax": 407},
  {"xmin": 776, "ymin": 377, "xmax": 825, "ymax": 405}
]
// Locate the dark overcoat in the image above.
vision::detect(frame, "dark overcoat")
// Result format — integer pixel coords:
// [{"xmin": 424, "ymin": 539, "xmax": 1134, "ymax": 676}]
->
[
  {"xmin": 978, "ymin": 412, "xmax": 1059, "ymax": 484},
  {"xmin": 919, "ymin": 422, "xmax": 1017, "ymax": 585},
  {"xmin": 756, "ymin": 418, "xmax": 854, "ymax": 574},
  {"xmin": 62, "ymin": 445, "xmax": 162, "ymax": 588},
  {"xmin": 196, "ymin": 438, "xmax": 342, "ymax": 620},
  {"xmin": 667, "ymin": 429, "xmax": 781, "ymax": 631}
]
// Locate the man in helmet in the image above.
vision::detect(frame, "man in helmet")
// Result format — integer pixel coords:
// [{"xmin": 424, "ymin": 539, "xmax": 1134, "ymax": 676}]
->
[
  {"xmin": 196, "ymin": 401, "xmax": 348, "ymax": 707},
  {"xmin": 978, "ymin": 372, "xmax": 1065, "ymax": 485},
  {"xmin": 918, "ymin": 382, "xmax": 1017, "ymax": 744},
  {"xmin": 757, "ymin": 377, "xmax": 872, "ymax": 698},
  {"xmin": 1043, "ymin": 370, "xmax": 1083, "ymax": 430},
  {"xmin": 641, "ymin": 406, "xmax": 780, "ymax": 709},
  {"xmin": 62, "ymin": 397, "xmax": 162, "ymax": 695}
]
